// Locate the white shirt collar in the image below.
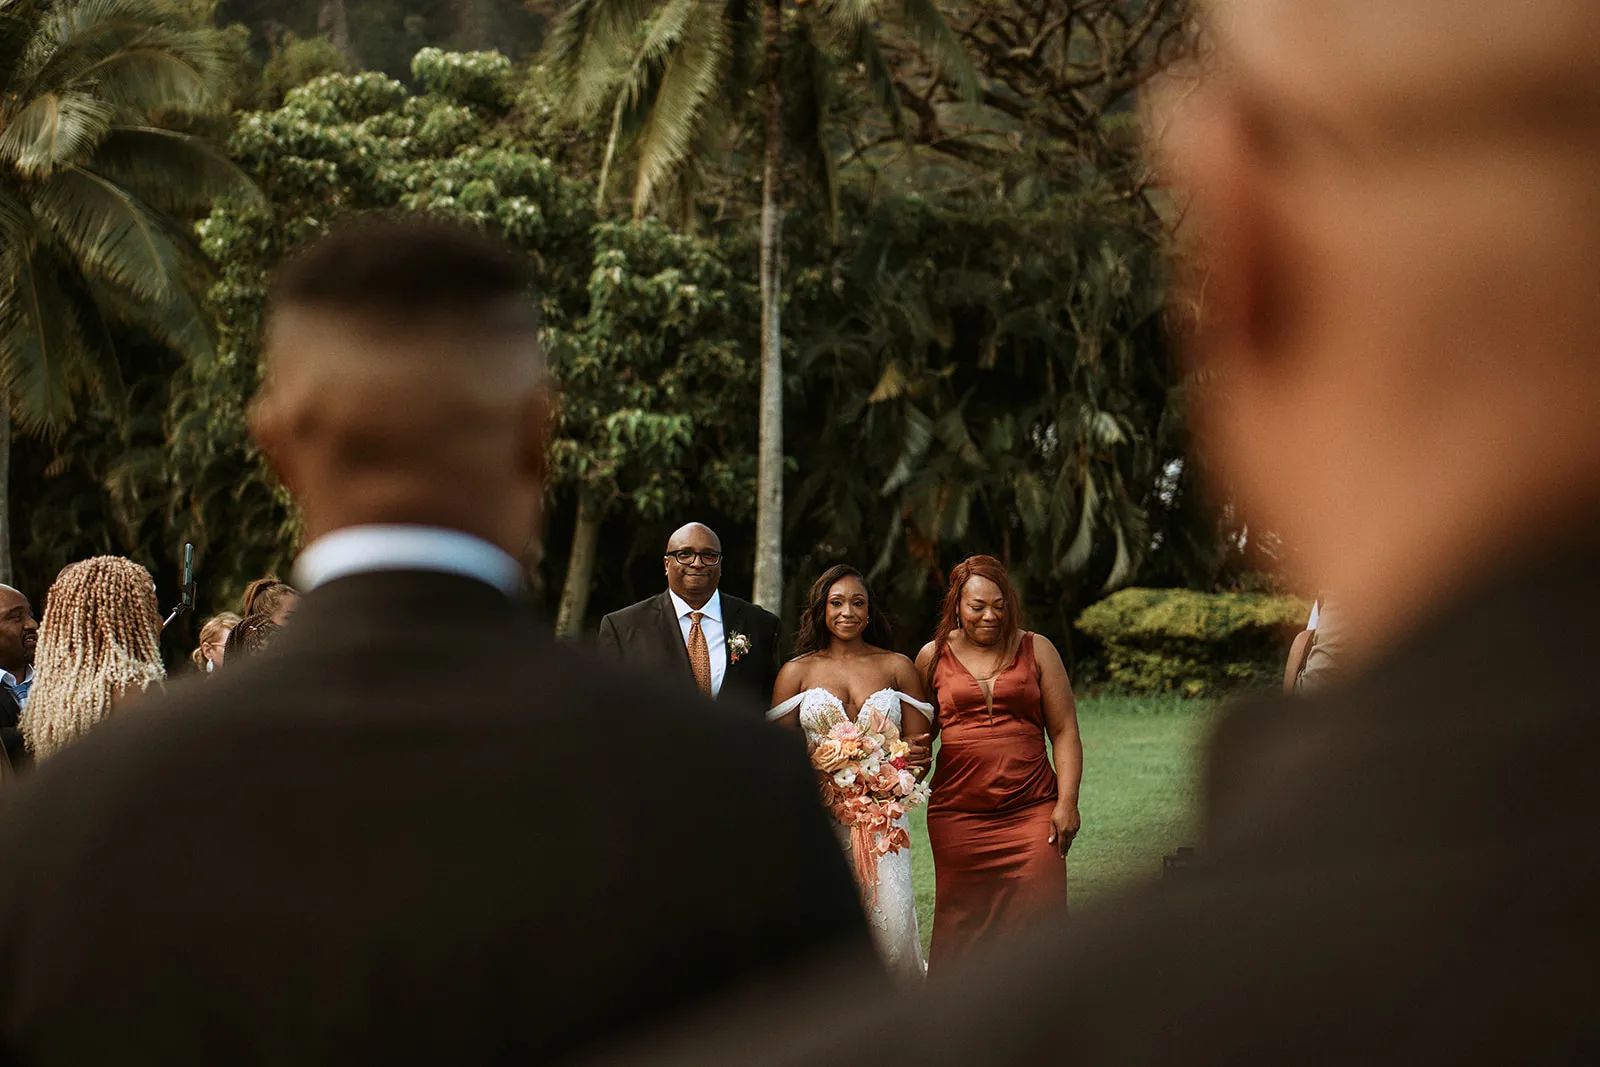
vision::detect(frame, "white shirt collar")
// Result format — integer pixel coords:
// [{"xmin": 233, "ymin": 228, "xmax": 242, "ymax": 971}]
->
[
  {"xmin": 293, "ymin": 526, "xmax": 524, "ymax": 596},
  {"xmin": 0, "ymin": 665, "xmax": 31, "ymax": 688},
  {"xmin": 668, "ymin": 588, "xmax": 722, "ymax": 623}
]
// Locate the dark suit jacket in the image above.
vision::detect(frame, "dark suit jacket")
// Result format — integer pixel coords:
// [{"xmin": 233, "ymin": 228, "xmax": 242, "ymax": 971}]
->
[
  {"xmin": 593, "ymin": 531, "xmax": 1600, "ymax": 1066},
  {"xmin": 0, "ymin": 570, "xmax": 870, "ymax": 1065},
  {"xmin": 0, "ymin": 685, "xmax": 28, "ymax": 775},
  {"xmin": 596, "ymin": 591, "xmax": 781, "ymax": 712}
]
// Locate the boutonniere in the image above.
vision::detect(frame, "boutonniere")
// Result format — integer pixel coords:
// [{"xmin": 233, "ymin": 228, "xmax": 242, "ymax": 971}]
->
[{"xmin": 727, "ymin": 631, "xmax": 752, "ymax": 664}]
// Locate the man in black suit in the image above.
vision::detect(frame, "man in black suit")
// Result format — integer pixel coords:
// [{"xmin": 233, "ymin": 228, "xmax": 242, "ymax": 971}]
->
[
  {"xmin": 0, "ymin": 585, "xmax": 38, "ymax": 773},
  {"xmin": 598, "ymin": 524, "xmax": 781, "ymax": 711},
  {"xmin": 590, "ymin": 2, "xmax": 1600, "ymax": 1064},
  {"xmin": 0, "ymin": 221, "xmax": 870, "ymax": 1064}
]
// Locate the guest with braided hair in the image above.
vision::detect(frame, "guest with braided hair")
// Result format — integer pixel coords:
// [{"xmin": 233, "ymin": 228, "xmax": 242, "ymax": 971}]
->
[
  {"xmin": 240, "ymin": 577, "xmax": 298, "ymax": 625},
  {"xmin": 223, "ymin": 613, "xmax": 280, "ymax": 661},
  {"xmin": 20, "ymin": 556, "xmax": 166, "ymax": 761}
]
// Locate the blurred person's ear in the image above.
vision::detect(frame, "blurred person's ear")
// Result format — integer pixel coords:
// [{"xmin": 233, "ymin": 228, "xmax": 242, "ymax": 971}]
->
[
  {"xmin": 516, "ymin": 385, "xmax": 552, "ymax": 486},
  {"xmin": 248, "ymin": 374, "xmax": 309, "ymax": 501},
  {"xmin": 1158, "ymin": 79, "xmax": 1293, "ymax": 381}
]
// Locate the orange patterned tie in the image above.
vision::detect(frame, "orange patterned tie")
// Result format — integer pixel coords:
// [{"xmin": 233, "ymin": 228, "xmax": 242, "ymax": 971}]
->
[{"xmin": 687, "ymin": 611, "xmax": 713, "ymax": 697}]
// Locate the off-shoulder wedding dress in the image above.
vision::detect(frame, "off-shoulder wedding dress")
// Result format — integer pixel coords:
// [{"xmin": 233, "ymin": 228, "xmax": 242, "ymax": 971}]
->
[{"xmin": 768, "ymin": 687, "xmax": 932, "ymax": 979}]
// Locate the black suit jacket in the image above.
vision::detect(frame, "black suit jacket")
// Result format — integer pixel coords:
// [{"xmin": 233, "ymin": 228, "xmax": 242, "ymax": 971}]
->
[
  {"xmin": 0, "ymin": 570, "xmax": 869, "ymax": 1064},
  {"xmin": 594, "ymin": 530, "xmax": 1600, "ymax": 1066},
  {"xmin": 596, "ymin": 591, "xmax": 781, "ymax": 712},
  {"xmin": 0, "ymin": 685, "xmax": 28, "ymax": 775}
]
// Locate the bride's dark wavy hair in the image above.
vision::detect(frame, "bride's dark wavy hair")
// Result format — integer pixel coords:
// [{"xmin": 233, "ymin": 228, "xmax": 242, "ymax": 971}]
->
[{"xmin": 794, "ymin": 565, "xmax": 894, "ymax": 656}]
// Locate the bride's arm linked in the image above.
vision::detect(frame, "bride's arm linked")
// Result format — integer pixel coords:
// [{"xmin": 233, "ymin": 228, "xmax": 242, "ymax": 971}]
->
[{"xmin": 898, "ymin": 651, "xmax": 936, "ymax": 780}]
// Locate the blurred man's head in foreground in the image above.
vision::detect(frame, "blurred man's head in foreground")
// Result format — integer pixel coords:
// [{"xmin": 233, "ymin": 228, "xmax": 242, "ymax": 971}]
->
[
  {"xmin": 252, "ymin": 220, "xmax": 550, "ymax": 559},
  {"xmin": 1154, "ymin": 0, "xmax": 1600, "ymax": 662}
]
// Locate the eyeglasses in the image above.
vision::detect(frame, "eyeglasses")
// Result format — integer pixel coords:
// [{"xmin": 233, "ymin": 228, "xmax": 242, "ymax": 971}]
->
[{"xmin": 667, "ymin": 549, "xmax": 723, "ymax": 566}]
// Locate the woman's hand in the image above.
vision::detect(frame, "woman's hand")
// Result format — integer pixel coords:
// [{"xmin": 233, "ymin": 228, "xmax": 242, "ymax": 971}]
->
[
  {"xmin": 1047, "ymin": 797, "xmax": 1081, "ymax": 856},
  {"xmin": 903, "ymin": 733, "xmax": 933, "ymax": 780}
]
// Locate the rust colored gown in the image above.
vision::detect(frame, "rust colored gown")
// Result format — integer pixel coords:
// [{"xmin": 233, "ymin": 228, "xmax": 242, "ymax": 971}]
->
[{"xmin": 927, "ymin": 633, "xmax": 1067, "ymax": 968}]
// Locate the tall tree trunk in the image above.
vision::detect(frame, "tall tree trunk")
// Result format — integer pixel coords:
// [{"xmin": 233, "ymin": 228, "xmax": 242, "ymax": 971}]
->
[
  {"xmin": 555, "ymin": 488, "xmax": 605, "ymax": 637},
  {"xmin": 0, "ymin": 404, "xmax": 11, "ymax": 587},
  {"xmin": 317, "ymin": 0, "xmax": 361, "ymax": 67},
  {"xmin": 750, "ymin": 0, "xmax": 784, "ymax": 613}
]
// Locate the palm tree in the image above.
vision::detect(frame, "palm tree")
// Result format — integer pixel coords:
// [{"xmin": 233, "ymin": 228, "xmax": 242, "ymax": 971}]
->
[
  {"xmin": 546, "ymin": 0, "xmax": 971, "ymax": 611},
  {"xmin": 0, "ymin": 0, "xmax": 251, "ymax": 583}
]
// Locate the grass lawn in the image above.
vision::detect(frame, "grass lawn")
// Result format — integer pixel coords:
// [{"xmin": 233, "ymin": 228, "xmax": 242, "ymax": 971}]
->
[{"xmin": 908, "ymin": 694, "xmax": 1218, "ymax": 954}]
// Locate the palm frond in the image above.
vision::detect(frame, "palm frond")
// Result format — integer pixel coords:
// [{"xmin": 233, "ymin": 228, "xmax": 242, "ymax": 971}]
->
[
  {"xmin": 546, "ymin": 0, "xmax": 665, "ymax": 119},
  {"xmin": 785, "ymin": 15, "xmax": 839, "ymax": 239},
  {"xmin": 0, "ymin": 184, "xmax": 34, "ymax": 247},
  {"xmin": 817, "ymin": 0, "xmax": 874, "ymax": 35},
  {"xmin": 0, "ymin": 0, "xmax": 43, "ymax": 92},
  {"xmin": 0, "ymin": 248, "xmax": 85, "ymax": 432},
  {"xmin": 88, "ymin": 126, "xmax": 260, "ymax": 214},
  {"xmin": 31, "ymin": 165, "xmax": 193, "ymax": 299},
  {"xmin": 26, "ymin": 0, "xmax": 227, "ymax": 115},
  {"xmin": 629, "ymin": 0, "xmax": 730, "ymax": 217},
  {"xmin": 0, "ymin": 89, "xmax": 115, "ymax": 176},
  {"xmin": 86, "ymin": 272, "xmax": 212, "ymax": 363},
  {"xmin": 892, "ymin": 0, "xmax": 976, "ymax": 100},
  {"xmin": 845, "ymin": 23, "xmax": 906, "ymax": 140}
]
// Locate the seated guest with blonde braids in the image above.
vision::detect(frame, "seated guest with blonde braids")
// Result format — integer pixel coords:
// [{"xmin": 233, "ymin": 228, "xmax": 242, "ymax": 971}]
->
[
  {"xmin": 20, "ymin": 557, "xmax": 166, "ymax": 761},
  {"xmin": 192, "ymin": 612, "xmax": 241, "ymax": 674},
  {"xmin": 240, "ymin": 577, "xmax": 298, "ymax": 625}
]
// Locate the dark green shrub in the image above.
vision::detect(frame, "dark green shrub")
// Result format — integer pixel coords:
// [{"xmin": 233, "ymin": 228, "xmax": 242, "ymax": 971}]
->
[{"xmin": 1075, "ymin": 588, "xmax": 1310, "ymax": 697}]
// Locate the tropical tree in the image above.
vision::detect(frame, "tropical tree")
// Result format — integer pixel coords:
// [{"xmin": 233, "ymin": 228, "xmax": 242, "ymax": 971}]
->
[
  {"xmin": 545, "ymin": 0, "xmax": 973, "ymax": 612},
  {"xmin": 0, "ymin": 0, "xmax": 250, "ymax": 583},
  {"xmin": 783, "ymin": 181, "xmax": 1177, "ymax": 653},
  {"xmin": 183, "ymin": 52, "xmax": 596, "ymax": 606},
  {"xmin": 549, "ymin": 218, "xmax": 759, "ymax": 635}
]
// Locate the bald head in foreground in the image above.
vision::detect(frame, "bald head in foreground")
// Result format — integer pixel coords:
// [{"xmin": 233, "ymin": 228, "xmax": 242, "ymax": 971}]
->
[
  {"xmin": 589, "ymin": 2, "xmax": 1600, "ymax": 1064},
  {"xmin": 596, "ymin": 521, "xmax": 781, "ymax": 711},
  {"xmin": 0, "ymin": 221, "xmax": 870, "ymax": 1064}
]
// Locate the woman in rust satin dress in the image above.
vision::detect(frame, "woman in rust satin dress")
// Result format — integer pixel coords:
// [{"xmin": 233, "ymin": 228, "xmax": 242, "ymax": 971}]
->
[{"xmin": 916, "ymin": 555, "xmax": 1083, "ymax": 968}]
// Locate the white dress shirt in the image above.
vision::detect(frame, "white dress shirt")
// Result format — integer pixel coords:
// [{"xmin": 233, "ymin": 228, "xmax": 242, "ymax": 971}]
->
[
  {"xmin": 293, "ymin": 525, "xmax": 524, "ymax": 596},
  {"xmin": 669, "ymin": 589, "xmax": 725, "ymax": 696}
]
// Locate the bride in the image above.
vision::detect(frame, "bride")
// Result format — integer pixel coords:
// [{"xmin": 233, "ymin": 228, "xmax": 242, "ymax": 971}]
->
[{"xmin": 769, "ymin": 564, "xmax": 934, "ymax": 979}]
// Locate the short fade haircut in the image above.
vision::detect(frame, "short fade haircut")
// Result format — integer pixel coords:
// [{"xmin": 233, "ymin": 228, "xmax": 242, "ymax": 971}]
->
[{"xmin": 271, "ymin": 218, "xmax": 539, "ymax": 330}]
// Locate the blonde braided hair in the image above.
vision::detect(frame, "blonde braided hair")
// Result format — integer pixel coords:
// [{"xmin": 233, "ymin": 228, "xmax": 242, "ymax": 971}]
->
[{"xmin": 21, "ymin": 557, "xmax": 167, "ymax": 761}]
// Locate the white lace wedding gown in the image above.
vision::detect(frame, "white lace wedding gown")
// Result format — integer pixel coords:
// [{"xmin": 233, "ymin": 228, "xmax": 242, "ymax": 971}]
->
[{"xmin": 768, "ymin": 687, "xmax": 931, "ymax": 980}]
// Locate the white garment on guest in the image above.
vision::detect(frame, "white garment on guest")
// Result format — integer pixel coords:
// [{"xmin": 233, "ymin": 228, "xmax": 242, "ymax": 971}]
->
[
  {"xmin": 668, "ymin": 589, "xmax": 725, "ymax": 696},
  {"xmin": 293, "ymin": 525, "xmax": 524, "ymax": 596}
]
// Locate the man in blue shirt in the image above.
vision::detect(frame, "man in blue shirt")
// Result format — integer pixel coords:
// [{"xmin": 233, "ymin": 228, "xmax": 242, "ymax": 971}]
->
[{"xmin": 0, "ymin": 585, "xmax": 38, "ymax": 770}]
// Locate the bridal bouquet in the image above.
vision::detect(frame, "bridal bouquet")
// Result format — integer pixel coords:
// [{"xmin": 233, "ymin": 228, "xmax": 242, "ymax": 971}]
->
[{"xmin": 808, "ymin": 705, "xmax": 932, "ymax": 903}]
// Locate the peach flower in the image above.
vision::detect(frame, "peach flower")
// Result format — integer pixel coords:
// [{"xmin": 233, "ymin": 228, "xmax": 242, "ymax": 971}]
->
[{"xmin": 811, "ymin": 737, "xmax": 851, "ymax": 772}]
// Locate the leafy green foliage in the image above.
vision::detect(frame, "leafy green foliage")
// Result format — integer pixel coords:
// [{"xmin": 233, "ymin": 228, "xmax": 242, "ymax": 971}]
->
[
  {"xmin": 0, "ymin": 0, "xmax": 251, "ymax": 435},
  {"xmin": 1075, "ymin": 588, "xmax": 1310, "ymax": 697},
  {"xmin": 782, "ymin": 183, "xmax": 1175, "ymax": 646},
  {"xmin": 550, "ymin": 218, "xmax": 758, "ymax": 523},
  {"xmin": 163, "ymin": 54, "xmax": 592, "ymax": 611}
]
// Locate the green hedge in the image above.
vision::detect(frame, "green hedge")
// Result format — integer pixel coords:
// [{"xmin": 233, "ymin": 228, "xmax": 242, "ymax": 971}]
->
[{"xmin": 1074, "ymin": 588, "xmax": 1310, "ymax": 697}]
